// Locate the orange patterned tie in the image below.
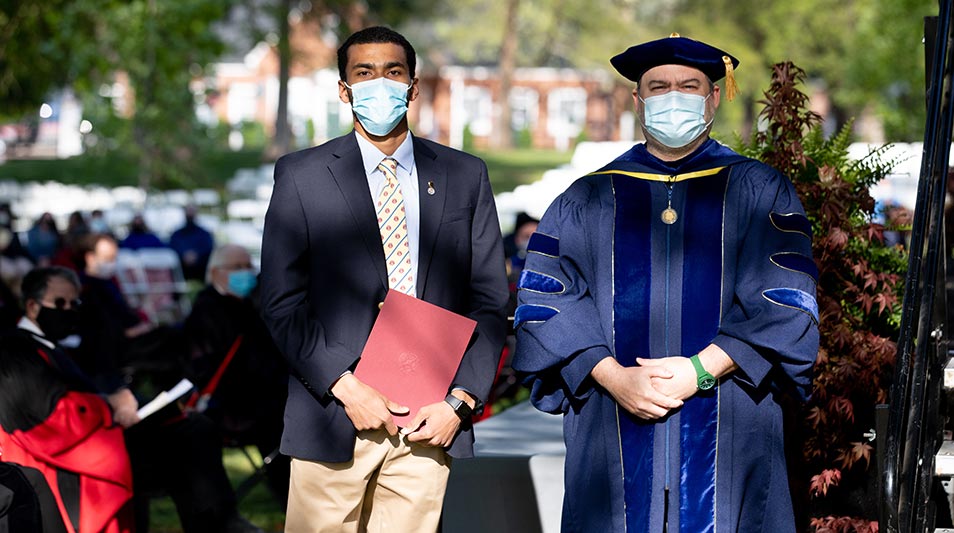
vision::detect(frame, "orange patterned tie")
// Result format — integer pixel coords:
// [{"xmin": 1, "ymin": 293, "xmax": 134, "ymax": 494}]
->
[{"xmin": 376, "ymin": 158, "xmax": 415, "ymax": 295}]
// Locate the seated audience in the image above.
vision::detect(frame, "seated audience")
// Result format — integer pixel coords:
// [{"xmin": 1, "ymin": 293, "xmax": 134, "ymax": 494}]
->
[
  {"xmin": 0, "ymin": 267, "xmax": 134, "ymax": 533},
  {"xmin": 70, "ymin": 236, "xmax": 264, "ymax": 532},
  {"xmin": 119, "ymin": 215, "xmax": 165, "ymax": 251},
  {"xmin": 25, "ymin": 213, "xmax": 61, "ymax": 266},
  {"xmin": 183, "ymin": 244, "xmax": 289, "ymax": 507},
  {"xmin": 88, "ymin": 210, "xmax": 110, "ymax": 235},
  {"xmin": 169, "ymin": 205, "xmax": 215, "ymax": 282}
]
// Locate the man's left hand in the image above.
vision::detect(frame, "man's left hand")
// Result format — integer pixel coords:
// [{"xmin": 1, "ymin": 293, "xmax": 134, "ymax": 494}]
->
[
  {"xmin": 402, "ymin": 391, "xmax": 474, "ymax": 448},
  {"xmin": 636, "ymin": 356, "xmax": 698, "ymax": 401}
]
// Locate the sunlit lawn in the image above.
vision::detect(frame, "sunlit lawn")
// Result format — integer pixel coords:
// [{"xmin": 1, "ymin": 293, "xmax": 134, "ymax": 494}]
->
[{"xmin": 148, "ymin": 447, "xmax": 285, "ymax": 532}]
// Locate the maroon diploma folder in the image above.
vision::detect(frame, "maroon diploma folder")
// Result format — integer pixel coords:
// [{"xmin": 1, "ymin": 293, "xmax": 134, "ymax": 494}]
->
[{"xmin": 355, "ymin": 290, "xmax": 477, "ymax": 425}]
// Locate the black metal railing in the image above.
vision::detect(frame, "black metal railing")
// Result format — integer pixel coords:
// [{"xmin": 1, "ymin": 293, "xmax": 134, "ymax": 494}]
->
[{"xmin": 880, "ymin": 4, "xmax": 954, "ymax": 531}]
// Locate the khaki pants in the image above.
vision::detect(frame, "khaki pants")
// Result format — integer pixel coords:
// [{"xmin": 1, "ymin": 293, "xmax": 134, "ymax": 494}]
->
[{"xmin": 285, "ymin": 429, "xmax": 451, "ymax": 533}]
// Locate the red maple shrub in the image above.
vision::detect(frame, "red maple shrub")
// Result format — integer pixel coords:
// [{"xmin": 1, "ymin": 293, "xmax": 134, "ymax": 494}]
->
[{"xmin": 737, "ymin": 62, "xmax": 908, "ymax": 533}]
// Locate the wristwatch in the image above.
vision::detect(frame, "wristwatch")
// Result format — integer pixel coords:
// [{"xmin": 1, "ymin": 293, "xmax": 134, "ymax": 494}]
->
[
  {"xmin": 444, "ymin": 393, "xmax": 474, "ymax": 420},
  {"xmin": 690, "ymin": 354, "xmax": 717, "ymax": 391}
]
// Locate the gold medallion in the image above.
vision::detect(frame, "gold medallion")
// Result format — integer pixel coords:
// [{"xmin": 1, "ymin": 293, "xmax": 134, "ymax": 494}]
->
[{"xmin": 661, "ymin": 207, "xmax": 678, "ymax": 225}]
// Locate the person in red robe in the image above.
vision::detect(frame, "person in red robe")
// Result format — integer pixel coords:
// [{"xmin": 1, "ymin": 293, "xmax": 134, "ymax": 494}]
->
[{"xmin": 0, "ymin": 267, "xmax": 133, "ymax": 533}]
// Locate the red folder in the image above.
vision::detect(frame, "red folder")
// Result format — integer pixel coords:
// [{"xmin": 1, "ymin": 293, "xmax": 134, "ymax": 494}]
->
[{"xmin": 355, "ymin": 290, "xmax": 477, "ymax": 426}]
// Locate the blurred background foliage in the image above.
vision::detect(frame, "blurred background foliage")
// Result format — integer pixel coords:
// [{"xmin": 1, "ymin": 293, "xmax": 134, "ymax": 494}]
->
[{"xmin": 0, "ymin": 0, "xmax": 940, "ymax": 190}]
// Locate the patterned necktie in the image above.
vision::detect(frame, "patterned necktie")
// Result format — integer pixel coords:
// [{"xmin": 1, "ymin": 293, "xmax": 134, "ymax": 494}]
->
[{"xmin": 376, "ymin": 157, "xmax": 415, "ymax": 295}]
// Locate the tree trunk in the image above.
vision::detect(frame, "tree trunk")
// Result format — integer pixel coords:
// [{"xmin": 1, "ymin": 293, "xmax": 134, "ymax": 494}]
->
[
  {"xmin": 136, "ymin": 0, "xmax": 158, "ymax": 190},
  {"xmin": 267, "ymin": 0, "xmax": 293, "ymax": 160},
  {"xmin": 492, "ymin": 0, "xmax": 520, "ymax": 150}
]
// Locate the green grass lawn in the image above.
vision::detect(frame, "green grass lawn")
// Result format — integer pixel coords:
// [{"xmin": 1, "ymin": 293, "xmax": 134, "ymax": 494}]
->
[
  {"xmin": 148, "ymin": 447, "xmax": 285, "ymax": 532},
  {"xmin": 475, "ymin": 148, "xmax": 573, "ymax": 194},
  {"xmin": 0, "ymin": 147, "xmax": 571, "ymax": 195},
  {"xmin": 0, "ymin": 149, "xmax": 265, "ymax": 190}
]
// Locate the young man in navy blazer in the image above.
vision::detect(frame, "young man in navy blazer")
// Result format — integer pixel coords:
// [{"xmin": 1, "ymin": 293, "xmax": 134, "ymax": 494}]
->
[{"xmin": 259, "ymin": 26, "xmax": 508, "ymax": 532}]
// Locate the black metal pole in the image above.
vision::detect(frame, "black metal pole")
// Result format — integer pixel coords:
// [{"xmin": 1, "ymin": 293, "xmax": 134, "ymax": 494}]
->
[{"xmin": 882, "ymin": 3, "xmax": 954, "ymax": 530}]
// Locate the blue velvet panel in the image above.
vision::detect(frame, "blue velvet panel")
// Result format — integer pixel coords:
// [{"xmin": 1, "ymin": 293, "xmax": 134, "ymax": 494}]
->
[
  {"xmin": 517, "ymin": 269, "xmax": 566, "ymax": 294},
  {"xmin": 769, "ymin": 212, "xmax": 812, "ymax": 238},
  {"xmin": 513, "ymin": 304, "xmax": 559, "ymax": 329},
  {"xmin": 762, "ymin": 288, "xmax": 819, "ymax": 324},
  {"xmin": 678, "ymin": 172, "xmax": 727, "ymax": 533},
  {"xmin": 527, "ymin": 232, "xmax": 560, "ymax": 257},
  {"xmin": 613, "ymin": 175, "xmax": 655, "ymax": 533},
  {"xmin": 771, "ymin": 252, "xmax": 818, "ymax": 283}
]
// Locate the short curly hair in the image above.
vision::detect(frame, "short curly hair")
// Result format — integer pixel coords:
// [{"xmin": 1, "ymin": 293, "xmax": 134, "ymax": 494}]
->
[{"xmin": 337, "ymin": 26, "xmax": 416, "ymax": 80}]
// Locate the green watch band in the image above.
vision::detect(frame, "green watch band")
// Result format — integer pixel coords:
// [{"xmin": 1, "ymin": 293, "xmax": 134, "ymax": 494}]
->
[{"xmin": 690, "ymin": 354, "xmax": 716, "ymax": 391}]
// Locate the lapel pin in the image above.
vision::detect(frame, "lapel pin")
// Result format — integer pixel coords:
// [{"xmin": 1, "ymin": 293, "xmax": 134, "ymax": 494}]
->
[{"xmin": 427, "ymin": 181, "xmax": 436, "ymax": 195}]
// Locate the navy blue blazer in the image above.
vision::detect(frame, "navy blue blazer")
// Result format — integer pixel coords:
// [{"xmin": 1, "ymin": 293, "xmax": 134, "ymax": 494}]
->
[{"xmin": 260, "ymin": 132, "xmax": 509, "ymax": 461}]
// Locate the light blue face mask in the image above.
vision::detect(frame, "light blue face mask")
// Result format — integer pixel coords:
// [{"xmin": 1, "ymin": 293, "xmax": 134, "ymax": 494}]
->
[
  {"xmin": 640, "ymin": 91, "xmax": 712, "ymax": 148},
  {"xmin": 346, "ymin": 77, "xmax": 411, "ymax": 136},
  {"xmin": 227, "ymin": 270, "xmax": 258, "ymax": 299}
]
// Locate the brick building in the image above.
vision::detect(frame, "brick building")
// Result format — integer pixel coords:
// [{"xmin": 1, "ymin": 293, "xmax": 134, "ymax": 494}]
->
[{"xmin": 202, "ymin": 24, "xmax": 638, "ymax": 151}]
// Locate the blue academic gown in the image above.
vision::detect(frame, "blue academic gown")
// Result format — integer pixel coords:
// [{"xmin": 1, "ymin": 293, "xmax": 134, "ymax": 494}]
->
[{"xmin": 512, "ymin": 139, "xmax": 819, "ymax": 533}]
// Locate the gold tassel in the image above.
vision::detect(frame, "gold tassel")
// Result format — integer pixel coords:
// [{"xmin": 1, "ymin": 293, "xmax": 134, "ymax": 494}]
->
[
  {"xmin": 723, "ymin": 55, "xmax": 739, "ymax": 102},
  {"xmin": 669, "ymin": 32, "xmax": 680, "ymax": 38}
]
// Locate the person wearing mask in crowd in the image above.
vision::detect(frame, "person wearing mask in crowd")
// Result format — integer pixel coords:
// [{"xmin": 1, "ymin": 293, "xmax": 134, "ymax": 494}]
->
[
  {"xmin": 88, "ymin": 209, "xmax": 110, "ymax": 235},
  {"xmin": 0, "ymin": 267, "xmax": 134, "ymax": 533},
  {"xmin": 169, "ymin": 205, "xmax": 215, "ymax": 282},
  {"xmin": 65, "ymin": 212, "xmax": 90, "ymax": 243},
  {"xmin": 25, "ymin": 212, "xmax": 61, "ymax": 266},
  {"xmin": 51, "ymin": 211, "xmax": 91, "ymax": 271},
  {"xmin": 73, "ymin": 233, "xmax": 152, "ymax": 392},
  {"xmin": 72, "ymin": 234, "xmax": 261, "ymax": 533},
  {"xmin": 504, "ymin": 212, "xmax": 540, "ymax": 315},
  {"xmin": 183, "ymin": 244, "xmax": 290, "ymax": 507},
  {"xmin": 513, "ymin": 34, "xmax": 819, "ymax": 532},
  {"xmin": 506, "ymin": 212, "xmax": 540, "ymax": 276},
  {"xmin": 119, "ymin": 214, "xmax": 165, "ymax": 251},
  {"xmin": 259, "ymin": 26, "xmax": 508, "ymax": 532}
]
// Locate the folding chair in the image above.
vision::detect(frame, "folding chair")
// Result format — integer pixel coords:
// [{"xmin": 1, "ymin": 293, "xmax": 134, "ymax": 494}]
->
[
  {"xmin": 114, "ymin": 249, "xmax": 148, "ymax": 310},
  {"xmin": 135, "ymin": 248, "xmax": 191, "ymax": 324}
]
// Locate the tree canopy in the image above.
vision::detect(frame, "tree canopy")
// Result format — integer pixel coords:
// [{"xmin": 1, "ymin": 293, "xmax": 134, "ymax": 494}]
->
[
  {"xmin": 0, "ymin": 0, "xmax": 942, "ymax": 171},
  {"xmin": 408, "ymin": 0, "xmax": 937, "ymax": 141}
]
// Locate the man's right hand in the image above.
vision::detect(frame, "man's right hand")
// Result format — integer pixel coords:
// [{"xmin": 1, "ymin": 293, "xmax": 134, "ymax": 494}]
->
[
  {"xmin": 330, "ymin": 373, "xmax": 409, "ymax": 436},
  {"xmin": 590, "ymin": 357, "xmax": 683, "ymax": 420},
  {"xmin": 107, "ymin": 388, "xmax": 141, "ymax": 428}
]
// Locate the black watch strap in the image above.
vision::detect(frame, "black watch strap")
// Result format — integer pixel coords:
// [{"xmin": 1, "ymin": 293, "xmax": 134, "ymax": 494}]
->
[{"xmin": 444, "ymin": 393, "xmax": 473, "ymax": 420}]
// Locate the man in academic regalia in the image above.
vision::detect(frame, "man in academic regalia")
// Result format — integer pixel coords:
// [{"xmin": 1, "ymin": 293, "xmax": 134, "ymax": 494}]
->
[{"xmin": 512, "ymin": 35, "xmax": 819, "ymax": 532}]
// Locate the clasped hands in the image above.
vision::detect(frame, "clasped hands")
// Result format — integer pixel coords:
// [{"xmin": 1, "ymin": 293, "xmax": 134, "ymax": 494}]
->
[
  {"xmin": 592, "ymin": 346, "xmax": 736, "ymax": 421},
  {"xmin": 330, "ymin": 373, "xmax": 472, "ymax": 448}
]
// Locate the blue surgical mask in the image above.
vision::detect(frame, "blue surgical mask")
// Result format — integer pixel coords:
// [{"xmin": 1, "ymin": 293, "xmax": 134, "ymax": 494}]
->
[
  {"xmin": 346, "ymin": 78, "xmax": 411, "ymax": 136},
  {"xmin": 227, "ymin": 270, "xmax": 258, "ymax": 298},
  {"xmin": 640, "ymin": 91, "xmax": 712, "ymax": 148},
  {"xmin": 94, "ymin": 260, "xmax": 117, "ymax": 280}
]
